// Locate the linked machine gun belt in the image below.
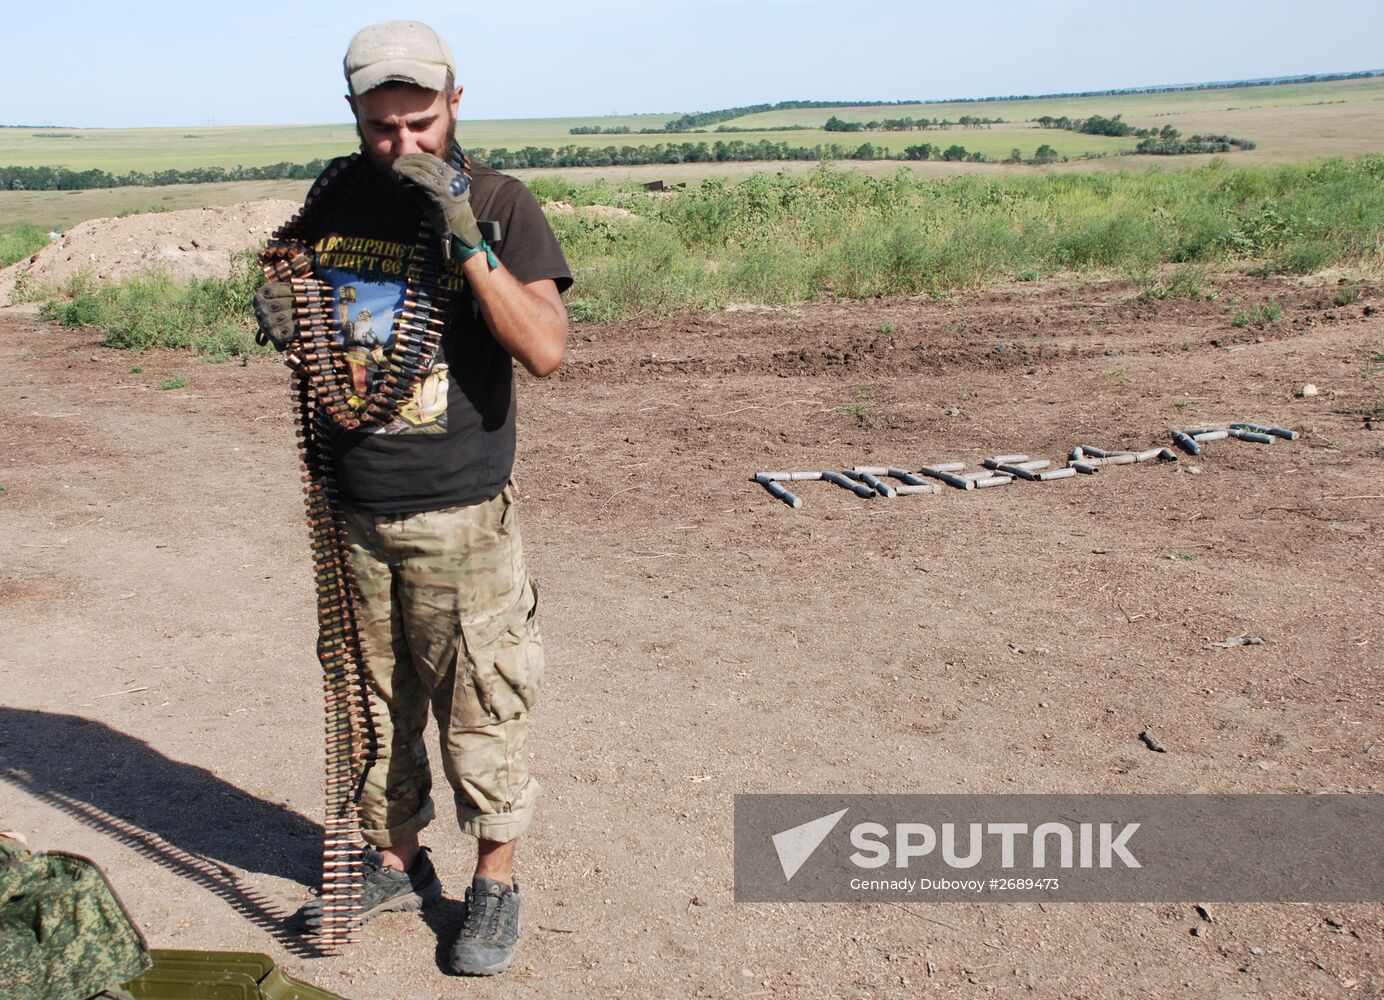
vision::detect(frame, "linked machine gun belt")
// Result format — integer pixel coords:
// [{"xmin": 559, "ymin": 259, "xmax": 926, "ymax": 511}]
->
[{"xmin": 257, "ymin": 148, "xmax": 459, "ymax": 953}]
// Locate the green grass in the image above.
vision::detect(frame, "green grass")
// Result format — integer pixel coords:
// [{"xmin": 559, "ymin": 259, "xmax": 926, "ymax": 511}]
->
[
  {"xmin": 0, "ymin": 224, "xmax": 49, "ymax": 266},
  {"xmin": 1232, "ymin": 299, "xmax": 1284, "ymax": 327},
  {"xmin": 548, "ymin": 155, "xmax": 1384, "ymax": 318},
  {"xmin": 158, "ymin": 375, "xmax": 188, "ymax": 390},
  {"xmin": 38, "ymin": 252, "xmax": 266, "ymax": 357},
  {"xmin": 1133, "ymin": 262, "xmax": 1210, "ymax": 300},
  {"xmin": 27, "ymin": 155, "xmax": 1384, "ymax": 338}
]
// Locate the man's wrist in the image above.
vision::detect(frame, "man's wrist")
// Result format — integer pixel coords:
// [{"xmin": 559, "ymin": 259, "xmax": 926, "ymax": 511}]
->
[{"xmin": 453, "ymin": 236, "xmax": 500, "ymax": 270}]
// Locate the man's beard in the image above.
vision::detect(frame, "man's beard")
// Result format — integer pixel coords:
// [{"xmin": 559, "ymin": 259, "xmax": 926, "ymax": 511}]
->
[{"xmin": 355, "ymin": 113, "xmax": 460, "ymax": 175}]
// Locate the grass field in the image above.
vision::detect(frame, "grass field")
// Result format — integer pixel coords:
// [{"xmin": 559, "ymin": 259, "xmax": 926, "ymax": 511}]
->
[
  {"xmin": 729, "ymin": 75, "xmax": 1384, "ymax": 128},
  {"xmin": 0, "ymin": 155, "xmax": 1271, "ymax": 232},
  {"xmin": 2, "ymin": 76, "xmax": 1380, "ymax": 174},
  {"xmin": 2, "ymin": 75, "xmax": 1382, "ymax": 232}
]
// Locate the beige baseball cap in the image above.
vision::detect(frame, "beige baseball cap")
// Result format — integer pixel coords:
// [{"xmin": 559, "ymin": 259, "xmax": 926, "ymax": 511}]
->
[{"xmin": 344, "ymin": 21, "xmax": 455, "ymax": 95}]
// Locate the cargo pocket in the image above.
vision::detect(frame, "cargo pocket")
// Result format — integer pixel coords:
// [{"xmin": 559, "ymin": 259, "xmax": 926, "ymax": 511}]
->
[{"xmin": 456, "ymin": 573, "xmax": 543, "ymax": 727}]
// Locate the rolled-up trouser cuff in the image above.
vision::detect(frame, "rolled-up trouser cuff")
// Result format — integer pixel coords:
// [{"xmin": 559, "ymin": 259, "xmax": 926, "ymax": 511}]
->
[
  {"xmin": 456, "ymin": 776, "xmax": 538, "ymax": 844},
  {"xmin": 360, "ymin": 795, "xmax": 436, "ymax": 849}
]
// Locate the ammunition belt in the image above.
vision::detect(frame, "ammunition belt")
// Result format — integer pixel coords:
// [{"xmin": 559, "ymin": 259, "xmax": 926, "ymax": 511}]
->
[{"xmin": 258, "ymin": 148, "xmax": 461, "ymax": 953}]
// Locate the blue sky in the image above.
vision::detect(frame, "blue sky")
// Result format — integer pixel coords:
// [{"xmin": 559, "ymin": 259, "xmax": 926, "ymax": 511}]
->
[{"xmin": 5, "ymin": 0, "xmax": 1382, "ymax": 127}]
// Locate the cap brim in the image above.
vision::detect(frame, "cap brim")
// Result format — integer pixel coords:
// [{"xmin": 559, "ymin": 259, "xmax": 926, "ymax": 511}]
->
[{"xmin": 349, "ymin": 58, "xmax": 449, "ymax": 94}]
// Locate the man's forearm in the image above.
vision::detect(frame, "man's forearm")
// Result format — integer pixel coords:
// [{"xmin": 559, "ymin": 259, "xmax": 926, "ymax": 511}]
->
[{"xmin": 461, "ymin": 257, "xmax": 567, "ymax": 378}]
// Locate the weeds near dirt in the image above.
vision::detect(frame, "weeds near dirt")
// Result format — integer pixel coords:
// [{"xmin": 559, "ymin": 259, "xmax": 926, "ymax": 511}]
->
[
  {"xmin": 0, "ymin": 225, "xmax": 50, "ymax": 267},
  {"xmin": 158, "ymin": 375, "xmax": 188, "ymax": 390},
  {"xmin": 1135, "ymin": 263, "xmax": 1210, "ymax": 301},
  {"xmin": 38, "ymin": 251, "xmax": 266, "ymax": 357},
  {"xmin": 1334, "ymin": 286, "xmax": 1361, "ymax": 306},
  {"xmin": 1231, "ymin": 299, "xmax": 1284, "ymax": 327},
  {"xmin": 1174, "ymin": 401, "xmax": 1191, "ymax": 410},
  {"xmin": 835, "ymin": 389, "xmax": 873, "ymax": 416},
  {"xmin": 877, "ymin": 322, "xmax": 896, "ymax": 334},
  {"xmin": 545, "ymin": 155, "xmax": 1384, "ymax": 320},
  {"xmin": 25, "ymin": 155, "xmax": 1384, "ymax": 344}
]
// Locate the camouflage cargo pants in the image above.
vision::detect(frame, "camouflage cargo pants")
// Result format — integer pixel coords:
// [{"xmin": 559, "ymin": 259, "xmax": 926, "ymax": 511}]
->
[{"xmin": 342, "ymin": 482, "xmax": 543, "ymax": 846}]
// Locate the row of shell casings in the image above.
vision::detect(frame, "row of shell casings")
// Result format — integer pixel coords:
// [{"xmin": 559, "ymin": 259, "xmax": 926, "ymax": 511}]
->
[
  {"xmin": 1170, "ymin": 423, "xmax": 1295, "ymax": 455},
  {"xmin": 1064, "ymin": 445, "xmax": 1178, "ymax": 475}
]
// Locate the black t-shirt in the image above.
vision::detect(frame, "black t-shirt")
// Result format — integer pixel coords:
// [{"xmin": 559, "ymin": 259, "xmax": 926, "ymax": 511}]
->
[{"xmin": 303, "ymin": 158, "xmax": 571, "ymax": 514}]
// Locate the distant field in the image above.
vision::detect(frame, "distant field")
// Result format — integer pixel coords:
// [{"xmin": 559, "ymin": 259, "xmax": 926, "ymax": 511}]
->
[
  {"xmin": 3, "ymin": 76, "xmax": 1380, "ymax": 174},
  {"xmin": 729, "ymin": 75, "xmax": 1384, "ymax": 127},
  {"xmin": 0, "ymin": 152, "xmax": 1326, "ymax": 232},
  {"xmin": 3, "ymin": 75, "xmax": 1383, "ymax": 231},
  {"xmin": 0, "ymin": 179, "xmax": 314, "ymax": 231}
]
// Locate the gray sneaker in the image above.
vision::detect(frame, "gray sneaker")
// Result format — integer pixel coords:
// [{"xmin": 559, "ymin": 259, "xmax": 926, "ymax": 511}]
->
[
  {"xmin": 299, "ymin": 846, "xmax": 442, "ymax": 932},
  {"xmin": 448, "ymin": 875, "xmax": 521, "ymax": 976}
]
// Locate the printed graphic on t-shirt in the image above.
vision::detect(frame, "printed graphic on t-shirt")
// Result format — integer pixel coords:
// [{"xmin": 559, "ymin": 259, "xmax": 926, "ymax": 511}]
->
[{"xmin": 314, "ymin": 235, "xmax": 465, "ymax": 435}]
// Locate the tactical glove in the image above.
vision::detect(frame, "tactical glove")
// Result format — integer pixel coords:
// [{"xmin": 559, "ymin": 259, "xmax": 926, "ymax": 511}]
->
[
  {"xmin": 392, "ymin": 153, "xmax": 494, "ymax": 265},
  {"xmin": 252, "ymin": 282, "xmax": 297, "ymax": 350}
]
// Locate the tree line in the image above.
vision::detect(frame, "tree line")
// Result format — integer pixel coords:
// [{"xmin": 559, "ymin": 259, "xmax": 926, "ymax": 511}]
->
[
  {"xmin": 0, "ymin": 160, "xmax": 334, "ymax": 191},
  {"xmin": 1032, "ymin": 114, "xmax": 1257, "ymax": 152},
  {"xmin": 825, "ymin": 114, "xmax": 1004, "ymax": 132}
]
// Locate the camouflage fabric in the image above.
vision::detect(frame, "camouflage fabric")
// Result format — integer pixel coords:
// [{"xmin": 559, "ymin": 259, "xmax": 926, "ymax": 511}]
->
[
  {"xmin": 343, "ymin": 481, "xmax": 543, "ymax": 846},
  {"xmin": 0, "ymin": 837, "xmax": 151, "ymax": 1000}
]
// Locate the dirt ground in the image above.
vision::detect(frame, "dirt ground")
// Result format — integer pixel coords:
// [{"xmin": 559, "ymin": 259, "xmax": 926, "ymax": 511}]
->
[{"xmin": 1, "ymin": 272, "xmax": 1381, "ymax": 999}]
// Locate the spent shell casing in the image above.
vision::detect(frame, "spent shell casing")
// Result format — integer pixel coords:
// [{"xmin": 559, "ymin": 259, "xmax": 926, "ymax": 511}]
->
[
  {"xmin": 851, "ymin": 466, "xmax": 890, "ymax": 476},
  {"xmin": 858, "ymin": 472, "xmax": 896, "ymax": 498},
  {"xmin": 996, "ymin": 464, "xmax": 1040, "ymax": 481},
  {"xmin": 1171, "ymin": 431, "xmax": 1202, "ymax": 455},
  {"xmin": 922, "ymin": 461, "xmax": 965, "ymax": 473},
  {"xmin": 1134, "ymin": 448, "xmax": 1164, "ymax": 462},
  {"xmin": 1035, "ymin": 467, "xmax": 1077, "ymax": 481},
  {"xmin": 922, "ymin": 469, "xmax": 973, "ymax": 490},
  {"xmin": 1192, "ymin": 430, "xmax": 1228, "ymax": 442},
  {"xmin": 895, "ymin": 483, "xmax": 941, "ymax": 495},
  {"xmin": 987, "ymin": 454, "xmax": 1029, "ymax": 465},
  {"xmin": 888, "ymin": 469, "xmax": 928, "ymax": 486},
  {"xmin": 821, "ymin": 471, "xmax": 875, "ymax": 498},
  {"xmin": 972, "ymin": 475, "xmax": 1013, "ymax": 488},
  {"xmin": 762, "ymin": 480, "xmax": 802, "ymax": 508},
  {"xmin": 1079, "ymin": 445, "xmax": 1109, "ymax": 458},
  {"xmin": 1069, "ymin": 461, "xmax": 1100, "ymax": 475},
  {"xmin": 1231, "ymin": 429, "xmax": 1274, "ymax": 444}
]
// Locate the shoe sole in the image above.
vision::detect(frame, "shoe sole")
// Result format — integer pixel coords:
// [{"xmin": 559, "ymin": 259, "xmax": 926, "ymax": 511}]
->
[
  {"xmin": 359, "ymin": 874, "xmax": 443, "ymax": 922},
  {"xmin": 451, "ymin": 954, "xmax": 517, "ymax": 977},
  {"xmin": 302, "ymin": 874, "xmax": 443, "ymax": 931}
]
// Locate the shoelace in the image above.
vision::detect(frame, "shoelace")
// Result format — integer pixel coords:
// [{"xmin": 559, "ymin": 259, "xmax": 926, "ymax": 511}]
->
[{"xmin": 462, "ymin": 885, "xmax": 507, "ymax": 938}]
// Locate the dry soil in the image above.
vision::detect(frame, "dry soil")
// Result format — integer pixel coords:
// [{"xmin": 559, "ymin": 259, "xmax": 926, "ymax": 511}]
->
[{"xmin": 1, "ymin": 271, "xmax": 1381, "ymax": 999}]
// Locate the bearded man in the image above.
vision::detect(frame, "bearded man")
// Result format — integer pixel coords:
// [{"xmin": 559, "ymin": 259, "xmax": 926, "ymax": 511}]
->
[{"xmin": 253, "ymin": 19, "xmax": 570, "ymax": 976}]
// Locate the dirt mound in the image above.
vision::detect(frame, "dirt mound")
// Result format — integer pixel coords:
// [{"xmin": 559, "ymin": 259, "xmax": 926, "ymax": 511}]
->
[
  {"xmin": 542, "ymin": 200, "xmax": 638, "ymax": 220},
  {"xmin": 0, "ymin": 200, "xmax": 299, "ymax": 304}
]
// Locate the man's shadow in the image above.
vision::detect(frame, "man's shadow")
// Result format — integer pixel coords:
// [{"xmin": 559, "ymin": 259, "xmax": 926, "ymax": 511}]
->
[{"xmin": 0, "ymin": 707, "xmax": 323, "ymax": 955}]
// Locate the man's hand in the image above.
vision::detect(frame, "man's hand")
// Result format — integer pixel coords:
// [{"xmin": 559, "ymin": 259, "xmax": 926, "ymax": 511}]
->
[
  {"xmin": 392, "ymin": 153, "xmax": 486, "ymax": 260},
  {"xmin": 252, "ymin": 282, "xmax": 297, "ymax": 350}
]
